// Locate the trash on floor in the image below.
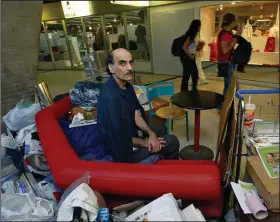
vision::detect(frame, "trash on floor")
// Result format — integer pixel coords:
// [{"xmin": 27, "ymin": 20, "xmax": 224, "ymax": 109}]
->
[{"xmin": 125, "ymin": 193, "xmax": 206, "ymax": 221}]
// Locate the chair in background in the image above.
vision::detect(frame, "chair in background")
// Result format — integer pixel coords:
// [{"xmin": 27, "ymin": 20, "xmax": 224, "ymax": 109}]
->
[{"xmin": 146, "ymin": 81, "xmax": 189, "ymax": 141}]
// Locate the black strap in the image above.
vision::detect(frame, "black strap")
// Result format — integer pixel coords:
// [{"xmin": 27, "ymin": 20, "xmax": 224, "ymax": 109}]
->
[{"xmin": 218, "ymin": 30, "xmax": 233, "ymax": 62}]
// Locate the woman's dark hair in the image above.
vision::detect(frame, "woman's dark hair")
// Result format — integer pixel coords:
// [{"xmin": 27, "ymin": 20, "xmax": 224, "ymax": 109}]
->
[
  {"xmin": 184, "ymin": 19, "xmax": 201, "ymax": 42},
  {"xmin": 221, "ymin": 13, "xmax": 237, "ymax": 28}
]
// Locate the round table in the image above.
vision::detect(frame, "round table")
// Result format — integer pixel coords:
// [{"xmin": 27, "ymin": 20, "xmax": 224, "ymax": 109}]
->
[{"xmin": 171, "ymin": 90, "xmax": 224, "ymax": 160}]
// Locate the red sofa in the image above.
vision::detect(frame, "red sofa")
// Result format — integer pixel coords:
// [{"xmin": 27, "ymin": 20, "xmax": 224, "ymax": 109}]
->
[{"xmin": 35, "ymin": 96, "xmax": 223, "ymax": 218}]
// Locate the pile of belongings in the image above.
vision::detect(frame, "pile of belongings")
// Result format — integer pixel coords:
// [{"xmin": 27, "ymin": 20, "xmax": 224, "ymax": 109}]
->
[
  {"xmin": 1, "ymin": 98, "xmax": 109, "ymax": 222},
  {"xmin": 1, "ymin": 100, "xmax": 61, "ymax": 221}
]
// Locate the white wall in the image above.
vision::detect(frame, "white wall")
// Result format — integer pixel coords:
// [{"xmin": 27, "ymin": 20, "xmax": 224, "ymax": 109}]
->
[
  {"xmin": 149, "ymin": 1, "xmax": 235, "ymax": 75},
  {"xmin": 200, "ymin": 7, "xmax": 216, "ymax": 46}
]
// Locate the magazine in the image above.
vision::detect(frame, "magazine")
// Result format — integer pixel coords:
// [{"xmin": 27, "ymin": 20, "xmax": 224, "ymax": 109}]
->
[{"xmin": 256, "ymin": 146, "xmax": 279, "ymax": 178}]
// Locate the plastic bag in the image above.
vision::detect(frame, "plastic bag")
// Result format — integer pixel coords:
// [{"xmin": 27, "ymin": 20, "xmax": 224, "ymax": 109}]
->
[
  {"xmin": 54, "ymin": 172, "xmax": 91, "ymax": 217},
  {"xmin": 70, "ymin": 82, "xmax": 101, "ymax": 111},
  {"xmin": 1, "ymin": 193, "xmax": 54, "ymax": 221},
  {"xmin": 134, "ymin": 85, "xmax": 148, "ymax": 105},
  {"xmin": 3, "ymin": 100, "xmax": 41, "ymax": 132}
]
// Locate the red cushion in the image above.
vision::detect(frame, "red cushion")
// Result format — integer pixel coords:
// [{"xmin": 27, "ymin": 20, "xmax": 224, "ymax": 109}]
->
[{"xmin": 35, "ymin": 97, "xmax": 221, "ymax": 202}]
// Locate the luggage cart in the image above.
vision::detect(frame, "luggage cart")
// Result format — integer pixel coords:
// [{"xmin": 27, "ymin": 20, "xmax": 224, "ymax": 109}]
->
[{"xmin": 234, "ymin": 89, "xmax": 280, "ymax": 183}]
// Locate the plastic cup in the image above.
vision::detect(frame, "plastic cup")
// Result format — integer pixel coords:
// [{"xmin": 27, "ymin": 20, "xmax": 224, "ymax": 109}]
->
[{"xmin": 244, "ymin": 103, "xmax": 256, "ymax": 126}]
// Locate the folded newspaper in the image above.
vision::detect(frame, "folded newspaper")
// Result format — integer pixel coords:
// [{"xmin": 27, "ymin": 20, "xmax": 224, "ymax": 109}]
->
[
  {"xmin": 125, "ymin": 193, "xmax": 205, "ymax": 221},
  {"xmin": 69, "ymin": 113, "xmax": 97, "ymax": 128}
]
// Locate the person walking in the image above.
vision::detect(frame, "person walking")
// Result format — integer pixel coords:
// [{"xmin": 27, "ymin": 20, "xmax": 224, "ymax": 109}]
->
[
  {"xmin": 217, "ymin": 13, "xmax": 239, "ymax": 96},
  {"xmin": 180, "ymin": 20, "xmax": 203, "ymax": 91}
]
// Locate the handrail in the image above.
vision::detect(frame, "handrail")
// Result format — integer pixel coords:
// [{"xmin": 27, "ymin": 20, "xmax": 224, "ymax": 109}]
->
[{"xmin": 236, "ymin": 89, "xmax": 280, "ymax": 99}]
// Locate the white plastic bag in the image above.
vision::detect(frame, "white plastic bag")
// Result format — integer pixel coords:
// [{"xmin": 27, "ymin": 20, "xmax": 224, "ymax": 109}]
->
[
  {"xmin": 3, "ymin": 100, "xmax": 41, "ymax": 132},
  {"xmin": 1, "ymin": 193, "xmax": 54, "ymax": 221},
  {"xmin": 134, "ymin": 85, "xmax": 148, "ymax": 105}
]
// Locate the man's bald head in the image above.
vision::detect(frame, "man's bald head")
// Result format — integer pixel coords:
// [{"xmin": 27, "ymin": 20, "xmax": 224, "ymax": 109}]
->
[{"xmin": 106, "ymin": 48, "xmax": 134, "ymax": 82}]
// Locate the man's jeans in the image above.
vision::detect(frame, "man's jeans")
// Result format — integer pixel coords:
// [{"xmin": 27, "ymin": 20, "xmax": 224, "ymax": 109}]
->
[{"xmin": 223, "ymin": 63, "xmax": 239, "ymax": 96}]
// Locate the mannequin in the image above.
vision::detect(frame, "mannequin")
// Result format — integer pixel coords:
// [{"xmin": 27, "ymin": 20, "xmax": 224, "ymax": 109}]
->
[
  {"xmin": 268, "ymin": 24, "xmax": 279, "ymax": 38},
  {"xmin": 264, "ymin": 24, "xmax": 278, "ymax": 52},
  {"xmin": 208, "ymin": 37, "xmax": 218, "ymax": 62},
  {"xmin": 241, "ymin": 19, "xmax": 253, "ymax": 42}
]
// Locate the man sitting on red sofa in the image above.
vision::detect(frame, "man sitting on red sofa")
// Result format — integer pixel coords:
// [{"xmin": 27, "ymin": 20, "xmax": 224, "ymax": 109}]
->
[{"xmin": 97, "ymin": 48, "xmax": 180, "ymax": 163}]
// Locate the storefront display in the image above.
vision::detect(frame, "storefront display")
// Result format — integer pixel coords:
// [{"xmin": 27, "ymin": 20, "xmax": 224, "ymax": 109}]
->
[
  {"xmin": 200, "ymin": 1, "xmax": 279, "ymax": 66},
  {"xmin": 39, "ymin": 4, "xmax": 151, "ymax": 70}
]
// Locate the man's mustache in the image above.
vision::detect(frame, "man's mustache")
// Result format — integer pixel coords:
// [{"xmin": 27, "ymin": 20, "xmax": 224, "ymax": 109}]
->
[{"xmin": 126, "ymin": 71, "xmax": 134, "ymax": 75}]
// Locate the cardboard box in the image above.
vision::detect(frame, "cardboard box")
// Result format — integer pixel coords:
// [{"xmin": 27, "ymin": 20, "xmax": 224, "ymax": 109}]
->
[{"xmin": 246, "ymin": 156, "xmax": 279, "ymax": 212}]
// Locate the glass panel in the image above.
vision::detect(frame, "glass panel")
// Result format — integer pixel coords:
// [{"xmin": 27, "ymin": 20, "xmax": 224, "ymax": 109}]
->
[
  {"xmin": 45, "ymin": 20, "xmax": 72, "ymax": 69},
  {"xmin": 38, "ymin": 23, "xmax": 55, "ymax": 70},
  {"xmin": 82, "ymin": 15, "xmax": 106, "ymax": 71},
  {"xmin": 104, "ymin": 13, "xmax": 125, "ymax": 51},
  {"xmin": 126, "ymin": 9, "xmax": 150, "ymax": 61},
  {"xmin": 65, "ymin": 17, "xmax": 87, "ymax": 67}
]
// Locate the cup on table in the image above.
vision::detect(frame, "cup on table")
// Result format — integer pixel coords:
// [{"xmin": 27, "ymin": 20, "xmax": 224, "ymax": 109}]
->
[{"xmin": 244, "ymin": 103, "xmax": 256, "ymax": 127}]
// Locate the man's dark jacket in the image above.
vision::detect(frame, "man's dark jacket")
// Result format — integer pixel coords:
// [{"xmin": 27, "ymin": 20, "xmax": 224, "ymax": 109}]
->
[{"xmin": 97, "ymin": 76, "xmax": 147, "ymax": 163}]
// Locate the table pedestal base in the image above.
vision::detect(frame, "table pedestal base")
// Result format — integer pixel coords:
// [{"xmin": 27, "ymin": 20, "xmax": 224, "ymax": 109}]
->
[{"xmin": 180, "ymin": 145, "xmax": 214, "ymax": 160}]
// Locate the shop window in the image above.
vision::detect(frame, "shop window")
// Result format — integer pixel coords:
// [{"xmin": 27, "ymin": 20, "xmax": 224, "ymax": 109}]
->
[
  {"xmin": 125, "ymin": 10, "xmax": 150, "ymax": 61},
  {"xmin": 200, "ymin": 1, "xmax": 279, "ymax": 83},
  {"xmin": 83, "ymin": 15, "xmax": 106, "ymax": 71},
  {"xmin": 38, "ymin": 22, "xmax": 55, "ymax": 70},
  {"xmin": 82, "ymin": 16, "xmax": 104, "ymax": 53},
  {"xmin": 44, "ymin": 20, "xmax": 72, "ymax": 69},
  {"xmin": 103, "ymin": 13, "xmax": 125, "ymax": 51},
  {"xmin": 65, "ymin": 18, "xmax": 87, "ymax": 67}
]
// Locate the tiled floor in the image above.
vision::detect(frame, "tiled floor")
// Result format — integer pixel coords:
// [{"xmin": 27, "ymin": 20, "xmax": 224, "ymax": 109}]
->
[
  {"xmin": 37, "ymin": 70, "xmax": 279, "ymax": 155},
  {"xmin": 203, "ymin": 63, "xmax": 280, "ymax": 84}
]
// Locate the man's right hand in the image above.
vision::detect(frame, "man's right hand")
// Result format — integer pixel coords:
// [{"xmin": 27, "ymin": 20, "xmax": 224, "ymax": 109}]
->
[{"xmin": 143, "ymin": 135, "xmax": 166, "ymax": 153}]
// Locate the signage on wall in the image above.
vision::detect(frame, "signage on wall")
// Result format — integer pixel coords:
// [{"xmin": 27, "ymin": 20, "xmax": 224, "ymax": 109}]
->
[{"xmin": 61, "ymin": 1, "xmax": 92, "ymax": 18}]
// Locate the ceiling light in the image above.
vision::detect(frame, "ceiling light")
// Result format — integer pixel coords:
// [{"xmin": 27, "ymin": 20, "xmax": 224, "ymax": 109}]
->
[
  {"xmin": 98, "ymin": 24, "xmax": 100, "ymax": 26},
  {"xmin": 231, "ymin": 2, "xmax": 236, "ymax": 4},
  {"xmin": 260, "ymin": 15, "xmax": 263, "ymax": 18},
  {"xmin": 114, "ymin": 18, "xmax": 116, "ymax": 22},
  {"xmin": 216, "ymin": 8, "xmax": 219, "ymax": 11},
  {"xmin": 107, "ymin": 32, "xmax": 109, "ymax": 34},
  {"xmin": 220, "ymin": 4, "xmax": 222, "ymax": 7},
  {"xmin": 271, "ymin": 14, "xmax": 274, "ymax": 18},
  {"xmin": 220, "ymin": 6, "xmax": 223, "ymax": 10},
  {"xmin": 110, "ymin": 1, "xmax": 149, "ymax": 7},
  {"xmin": 89, "ymin": 27, "xmax": 92, "ymax": 30},
  {"xmin": 130, "ymin": 23, "xmax": 132, "ymax": 26},
  {"xmin": 250, "ymin": 16, "xmax": 253, "ymax": 19}
]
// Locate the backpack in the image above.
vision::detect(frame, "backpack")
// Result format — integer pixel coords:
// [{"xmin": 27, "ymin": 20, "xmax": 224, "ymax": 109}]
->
[
  {"xmin": 233, "ymin": 35, "xmax": 252, "ymax": 65},
  {"xmin": 171, "ymin": 36, "xmax": 185, "ymax": 57}
]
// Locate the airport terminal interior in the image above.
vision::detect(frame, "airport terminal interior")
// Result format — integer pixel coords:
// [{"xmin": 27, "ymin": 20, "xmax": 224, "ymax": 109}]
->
[{"xmin": 1, "ymin": 0, "xmax": 280, "ymax": 221}]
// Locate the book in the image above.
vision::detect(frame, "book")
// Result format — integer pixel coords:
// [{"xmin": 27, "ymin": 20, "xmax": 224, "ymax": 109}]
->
[{"xmin": 256, "ymin": 146, "xmax": 279, "ymax": 178}]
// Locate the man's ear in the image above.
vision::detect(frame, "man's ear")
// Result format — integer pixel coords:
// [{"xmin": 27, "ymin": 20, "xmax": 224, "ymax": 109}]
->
[{"xmin": 109, "ymin": 64, "xmax": 115, "ymax": 74}]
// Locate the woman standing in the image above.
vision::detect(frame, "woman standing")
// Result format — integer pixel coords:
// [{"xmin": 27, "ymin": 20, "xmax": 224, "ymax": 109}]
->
[
  {"xmin": 217, "ymin": 13, "xmax": 239, "ymax": 95},
  {"xmin": 180, "ymin": 20, "xmax": 204, "ymax": 91}
]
